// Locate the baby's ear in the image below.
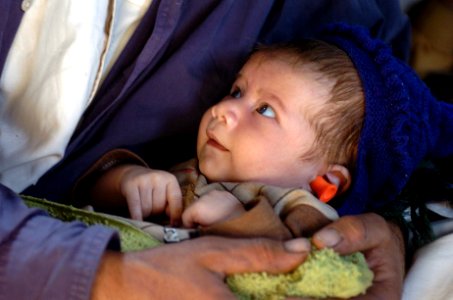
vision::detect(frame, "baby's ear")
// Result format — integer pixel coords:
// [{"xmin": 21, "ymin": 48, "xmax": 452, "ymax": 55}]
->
[{"xmin": 324, "ymin": 164, "xmax": 351, "ymax": 195}]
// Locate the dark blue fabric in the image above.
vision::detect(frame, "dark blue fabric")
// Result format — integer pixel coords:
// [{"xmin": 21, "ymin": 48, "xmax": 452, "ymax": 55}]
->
[
  {"xmin": 320, "ymin": 23, "xmax": 453, "ymax": 215},
  {"xmin": 15, "ymin": 0, "xmax": 411, "ymax": 205},
  {"xmin": 0, "ymin": 0, "xmax": 23, "ymax": 76}
]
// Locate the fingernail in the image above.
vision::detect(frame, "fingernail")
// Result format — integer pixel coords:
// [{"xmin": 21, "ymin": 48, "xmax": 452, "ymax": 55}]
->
[
  {"xmin": 284, "ymin": 238, "xmax": 311, "ymax": 253},
  {"xmin": 315, "ymin": 228, "xmax": 341, "ymax": 247}
]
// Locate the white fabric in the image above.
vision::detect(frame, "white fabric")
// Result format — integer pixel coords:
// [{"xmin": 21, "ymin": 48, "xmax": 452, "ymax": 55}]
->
[
  {"xmin": 100, "ymin": 0, "xmax": 152, "ymax": 85},
  {"xmin": 403, "ymin": 232, "xmax": 453, "ymax": 300},
  {"xmin": 0, "ymin": 0, "xmax": 152, "ymax": 192}
]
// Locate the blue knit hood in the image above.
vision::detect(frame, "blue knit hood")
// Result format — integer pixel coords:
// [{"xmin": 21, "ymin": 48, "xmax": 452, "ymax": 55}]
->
[{"xmin": 319, "ymin": 23, "xmax": 453, "ymax": 215}]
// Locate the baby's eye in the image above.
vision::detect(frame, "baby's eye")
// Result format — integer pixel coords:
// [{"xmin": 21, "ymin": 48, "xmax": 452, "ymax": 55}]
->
[
  {"xmin": 230, "ymin": 87, "xmax": 242, "ymax": 99},
  {"xmin": 256, "ymin": 104, "xmax": 276, "ymax": 118}
]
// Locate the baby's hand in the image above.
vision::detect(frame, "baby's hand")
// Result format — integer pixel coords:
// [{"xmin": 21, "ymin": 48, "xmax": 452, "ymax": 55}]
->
[
  {"xmin": 182, "ymin": 190, "xmax": 245, "ymax": 228},
  {"xmin": 120, "ymin": 166, "xmax": 182, "ymax": 223}
]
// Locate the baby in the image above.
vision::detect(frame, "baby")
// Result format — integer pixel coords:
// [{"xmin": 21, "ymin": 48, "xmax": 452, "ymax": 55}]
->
[
  {"xmin": 79, "ymin": 39, "xmax": 364, "ymax": 237},
  {"xmin": 75, "ymin": 23, "xmax": 453, "ymax": 241}
]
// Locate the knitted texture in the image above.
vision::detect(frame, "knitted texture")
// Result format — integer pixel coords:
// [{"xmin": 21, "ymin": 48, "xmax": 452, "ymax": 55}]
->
[{"xmin": 319, "ymin": 23, "xmax": 453, "ymax": 215}]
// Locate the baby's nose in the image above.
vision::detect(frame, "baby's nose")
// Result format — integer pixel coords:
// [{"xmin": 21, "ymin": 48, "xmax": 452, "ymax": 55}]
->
[{"xmin": 211, "ymin": 100, "xmax": 239, "ymax": 127}]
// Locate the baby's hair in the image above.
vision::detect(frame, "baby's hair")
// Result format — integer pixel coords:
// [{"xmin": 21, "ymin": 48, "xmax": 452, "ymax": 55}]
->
[{"xmin": 253, "ymin": 40, "xmax": 365, "ymax": 171}]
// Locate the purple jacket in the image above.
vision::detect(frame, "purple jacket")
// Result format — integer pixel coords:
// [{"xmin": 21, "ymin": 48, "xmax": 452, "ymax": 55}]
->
[{"xmin": 0, "ymin": 1, "xmax": 410, "ymax": 299}]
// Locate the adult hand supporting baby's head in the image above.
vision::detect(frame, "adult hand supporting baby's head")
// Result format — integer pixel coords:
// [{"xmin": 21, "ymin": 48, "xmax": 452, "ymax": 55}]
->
[{"xmin": 311, "ymin": 213, "xmax": 405, "ymax": 300}]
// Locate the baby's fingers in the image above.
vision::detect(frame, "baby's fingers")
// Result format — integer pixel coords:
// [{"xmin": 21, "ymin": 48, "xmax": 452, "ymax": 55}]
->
[
  {"xmin": 166, "ymin": 179, "xmax": 183, "ymax": 225},
  {"xmin": 123, "ymin": 185, "xmax": 143, "ymax": 220},
  {"xmin": 181, "ymin": 204, "xmax": 199, "ymax": 228}
]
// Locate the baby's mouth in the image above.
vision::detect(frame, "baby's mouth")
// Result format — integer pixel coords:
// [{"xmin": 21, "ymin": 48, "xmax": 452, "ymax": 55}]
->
[
  {"xmin": 205, "ymin": 127, "xmax": 229, "ymax": 151},
  {"xmin": 207, "ymin": 138, "xmax": 228, "ymax": 151}
]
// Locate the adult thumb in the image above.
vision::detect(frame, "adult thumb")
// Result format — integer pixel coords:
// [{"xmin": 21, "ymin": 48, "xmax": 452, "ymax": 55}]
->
[{"xmin": 200, "ymin": 237, "xmax": 310, "ymax": 275}]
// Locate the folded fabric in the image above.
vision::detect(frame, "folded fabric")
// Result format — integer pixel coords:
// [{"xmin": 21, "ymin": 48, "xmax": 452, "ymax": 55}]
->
[{"xmin": 22, "ymin": 195, "xmax": 160, "ymax": 251}]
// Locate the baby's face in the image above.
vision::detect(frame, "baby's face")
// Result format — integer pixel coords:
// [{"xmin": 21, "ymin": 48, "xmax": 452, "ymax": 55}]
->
[{"xmin": 197, "ymin": 53, "xmax": 332, "ymax": 189}]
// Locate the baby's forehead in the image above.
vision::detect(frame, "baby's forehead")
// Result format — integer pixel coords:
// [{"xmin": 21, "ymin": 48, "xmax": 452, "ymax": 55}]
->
[
  {"xmin": 248, "ymin": 50, "xmax": 301, "ymax": 66},
  {"xmin": 251, "ymin": 50, "xmax": 331, "ymax": 77},
  {"xmin": 244, "ymin": 51, "xmax": 324, "ymax": 78},
  {"xmin": 241, "ymin": 52, "xmax": 335, "ymax": 100}
]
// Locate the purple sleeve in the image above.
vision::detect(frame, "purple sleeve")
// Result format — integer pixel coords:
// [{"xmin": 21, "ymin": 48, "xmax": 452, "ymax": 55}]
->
[{"xmin": 0, "ymin": 184, "xmax": 120, "ymax": 300}]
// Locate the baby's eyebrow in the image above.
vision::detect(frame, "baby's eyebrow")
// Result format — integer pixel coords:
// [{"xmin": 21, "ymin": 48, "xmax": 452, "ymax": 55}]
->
[
  {"xmin": 262, "ymin": 91, "xmax": 286, "ymax": 114},
  {"xmin": 231, "ymin": 73, "xmax": 248, "ymax": 91},
  {"xmin": 234, "ymin": 73, "xmax": 244, "ymax": 82}
]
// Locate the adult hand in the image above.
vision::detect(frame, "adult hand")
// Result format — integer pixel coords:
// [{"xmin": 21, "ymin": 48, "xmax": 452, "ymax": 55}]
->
[
  {"xmin": 283, "ymin": 204, "xmax": 332, "ymax": 237},
  {"xmin": 309, "ymin": 213, "xmax": 405, "ymax": 300},
  {"xmin": 91, "ymin": 236, "xmax": 310, "ymax": 300}
]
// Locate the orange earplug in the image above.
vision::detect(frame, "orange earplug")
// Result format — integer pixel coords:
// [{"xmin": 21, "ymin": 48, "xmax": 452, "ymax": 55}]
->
[{"xmin": 309, "ymin": 176, "xmax": 338, "ymax": 203}]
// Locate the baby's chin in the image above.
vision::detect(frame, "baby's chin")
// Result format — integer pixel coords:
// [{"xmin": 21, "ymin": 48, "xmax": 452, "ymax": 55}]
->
[
  {"xmin": 200, "ymin": 167, "xmax": 240, "ymax": 183},
  {"xmin": 204, "ymin": 171, "xmax": 271, "ymax": 186},
  {"xmin": 207, "ymin": 173, "xmax": 308, "ymax": 189},
  {"xmin": 203, "ymin": 172, "xmax": 235, "ymax": 183},
  {"xmin": 199, "ymin": 161, "xmax": 295, "ymax": 186},
  {"xmin": 198, "ymin": 163, "xmax": 223, "ymax": 182}
]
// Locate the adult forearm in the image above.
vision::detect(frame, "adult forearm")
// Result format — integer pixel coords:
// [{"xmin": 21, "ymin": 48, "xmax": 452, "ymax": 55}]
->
[{"xmin": 0, "ymin": 185, "xmax": 118, "ymax": 300}]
